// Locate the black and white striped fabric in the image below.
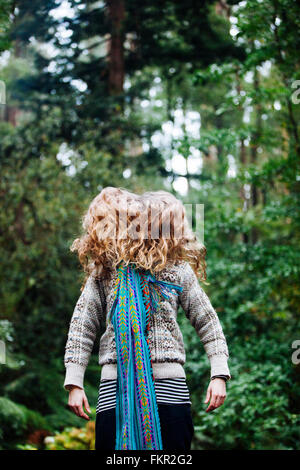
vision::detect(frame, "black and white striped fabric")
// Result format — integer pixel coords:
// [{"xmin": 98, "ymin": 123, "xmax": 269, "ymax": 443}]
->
[{"xmin": 96, "ymin": 378, "xmax": 192, "ymax": 414}]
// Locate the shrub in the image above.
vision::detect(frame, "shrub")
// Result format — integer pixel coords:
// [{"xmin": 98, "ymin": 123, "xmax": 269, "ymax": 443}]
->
[{"xmin": 44, "ymin": 421, "xmax": 95, "ymax": 450}]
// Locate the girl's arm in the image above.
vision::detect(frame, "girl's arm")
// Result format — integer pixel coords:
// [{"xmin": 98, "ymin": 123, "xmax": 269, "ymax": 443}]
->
[
  {"xmin": 179, "ymin": 262, "xmax": 230, "ymax": 411},
  {"xmin": 64, "ymin": 275, "xmax": 104, "ymax": 391},
  {"xmin": 179, "ymin": 261, "xmax": 230, "ymax": 379}
]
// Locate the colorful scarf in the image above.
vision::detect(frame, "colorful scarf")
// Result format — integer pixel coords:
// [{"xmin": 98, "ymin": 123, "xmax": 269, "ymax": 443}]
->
[{"xmin": 108, "ymin": 261, "xmax": 183, "ymax": 450}]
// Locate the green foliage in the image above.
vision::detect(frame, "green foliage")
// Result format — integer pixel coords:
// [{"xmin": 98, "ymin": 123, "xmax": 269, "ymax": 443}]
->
[
  {"xmin": 193, "ymin": 363, "xmax": 300, "ymax": 450},
  {"xmin": 44, "ymin": 420, "xmax": 96, "ymax": 451},
  {"xmin": 0, "ymin": 0, "xmax": 299, "ymax": 451},
  {"xmin": 0, "ymin": 0, "xmax": 14, "ymax": 52},
  {"xmin": 0, "ymin": 397, "xmax": 49, "ymax": 449}
]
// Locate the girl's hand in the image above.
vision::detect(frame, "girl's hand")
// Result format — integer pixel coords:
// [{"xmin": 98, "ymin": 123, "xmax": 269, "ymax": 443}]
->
[
  {"xmin": 67, "ymin": 385, "xmax": 91, "ymax": 420},
  {"xmin": 204, "ymin": 378, "xmax": 226, "ymax": 412}
]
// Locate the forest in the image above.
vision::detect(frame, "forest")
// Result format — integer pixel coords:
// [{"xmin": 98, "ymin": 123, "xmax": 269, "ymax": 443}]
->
[{"xmin": 0, "ymin": 0, "xmax": 299, "ymax": 450}]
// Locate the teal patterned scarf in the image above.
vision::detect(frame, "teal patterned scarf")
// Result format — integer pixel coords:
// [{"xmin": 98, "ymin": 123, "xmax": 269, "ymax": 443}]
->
[{"xmin": 107, "ymin": 261, "xmax": 183, "ymax": 450}]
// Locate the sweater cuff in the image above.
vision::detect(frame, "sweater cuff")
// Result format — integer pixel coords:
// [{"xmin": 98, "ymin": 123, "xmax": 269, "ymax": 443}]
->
[
  {"xmin": 209, "ymin": 355, "xmax": 231, "ymax": 380},
  {"xmin": 64, "ymin": 363, "xmax": 86, "ymax": 390}
]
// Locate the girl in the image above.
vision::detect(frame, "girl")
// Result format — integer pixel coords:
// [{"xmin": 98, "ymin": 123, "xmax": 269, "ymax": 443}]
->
[{"xmin": 64, "ymin": 187, "xmax": 230, "ymax": 451}]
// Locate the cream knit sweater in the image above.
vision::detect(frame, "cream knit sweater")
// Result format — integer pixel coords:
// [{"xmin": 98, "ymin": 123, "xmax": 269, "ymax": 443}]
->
[{"xmin": 64, "ymin": 260, "xmax": 231, "ymax": 389}]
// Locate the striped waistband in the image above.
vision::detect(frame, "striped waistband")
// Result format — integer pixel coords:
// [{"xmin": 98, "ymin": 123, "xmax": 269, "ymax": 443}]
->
[{"xmin": 96, "ymin": 377, "xmax": 191, "ymax": 414}]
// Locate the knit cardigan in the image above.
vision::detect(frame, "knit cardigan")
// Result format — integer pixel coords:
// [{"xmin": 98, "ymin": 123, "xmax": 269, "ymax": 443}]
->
[{"xmin": 64, "ymin": 260, "xmax": 231, "ymax": 389}]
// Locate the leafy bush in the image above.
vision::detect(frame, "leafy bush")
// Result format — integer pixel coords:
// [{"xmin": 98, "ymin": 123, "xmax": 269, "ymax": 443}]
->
[
  {"xmin": 190, "ymin": 359, "xmax": 300, "ymax": 450},
  {"xmin": 0, "ymin": 397, "xmax": 49, "ymax": 449},
  {"xmin": 44, "ymin": 421, "xmax": 95, "ymax": 450}
]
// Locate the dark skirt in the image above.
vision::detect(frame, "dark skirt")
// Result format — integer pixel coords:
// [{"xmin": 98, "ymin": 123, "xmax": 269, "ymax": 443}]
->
[{"xmin": 95, "ymin": 403, "xmax": 194, "ymax": 451}]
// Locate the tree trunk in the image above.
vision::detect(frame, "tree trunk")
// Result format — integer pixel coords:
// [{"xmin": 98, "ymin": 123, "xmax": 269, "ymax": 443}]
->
[{"xmin": 107, "ymin": 0, "xmax": 125, "ymax": 97}]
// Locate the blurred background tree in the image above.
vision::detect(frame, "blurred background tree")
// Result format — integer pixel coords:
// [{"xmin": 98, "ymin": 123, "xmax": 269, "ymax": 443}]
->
[{"xmin": 0, "ymin": 0, "xmax": 299, "ymax": 450}]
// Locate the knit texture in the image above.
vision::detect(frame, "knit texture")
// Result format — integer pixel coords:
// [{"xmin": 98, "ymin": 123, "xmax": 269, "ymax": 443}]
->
[{"xmin": 64, "ymin": 260, "xmax": 231, "ymax": 390}]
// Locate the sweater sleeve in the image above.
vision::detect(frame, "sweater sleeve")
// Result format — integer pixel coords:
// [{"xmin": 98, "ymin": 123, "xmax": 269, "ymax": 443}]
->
[
  {"xmin": 63, "ymin": 275, "xmax": 104, "ymax": 390},
  {"xmin": 179, "ymin": 262, "xmax": 231, "ymax": 379}
]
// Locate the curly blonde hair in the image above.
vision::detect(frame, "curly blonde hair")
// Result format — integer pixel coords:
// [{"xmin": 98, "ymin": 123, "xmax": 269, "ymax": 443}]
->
[{"xmin": 71, "ymin": 187, "xmax": 206, "ymax": 286}]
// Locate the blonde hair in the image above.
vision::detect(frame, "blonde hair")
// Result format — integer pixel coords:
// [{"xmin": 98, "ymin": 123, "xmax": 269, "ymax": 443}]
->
[{"xmin": 71, "ymin": 187, "xmax": 206, "ymax": 286}]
